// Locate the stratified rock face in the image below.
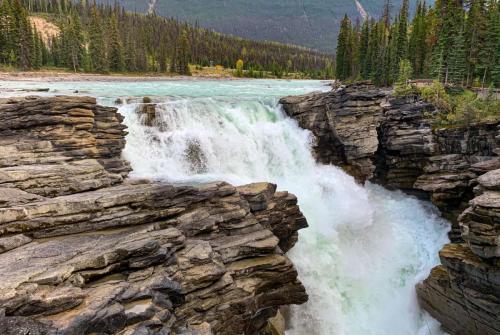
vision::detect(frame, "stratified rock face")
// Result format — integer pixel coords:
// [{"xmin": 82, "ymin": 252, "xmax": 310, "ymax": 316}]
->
[
  {"xmin": 0, "ymin": 96, "xmax": 308, "ymax": 335},
  {"xmin": 281, "ymin": 82, "xmax": 387, "ymax": 181},
  {"xmin": 281, "ymin": 83, "xmax": 500, "ymax": 335},
  {"xmin": 414, "ymin": 123, "xmax": 500, "ymax": 240},
  {"xmin": 375, "ymin": 97, "xmax": 438, "ymax": 192},
  {"xmin": 417, "ymin": 171, "xmax": 500, "ymax": 335},
  {"xmin": 281, "ymin": 84, "xmax": 500, "ymax": 229},
  {"xmin": 0, "ymin": 96, "xmax": 131, "ymax": 197}
]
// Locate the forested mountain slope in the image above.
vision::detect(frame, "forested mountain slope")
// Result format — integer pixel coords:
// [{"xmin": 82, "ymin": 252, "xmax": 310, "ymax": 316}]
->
[
  {"xmin": 97, "ymin": 0, "xmax": 410, "ymax": 53},
  {"xmin": 1, "ymin": 0, "xmax": 333, "ymax": 77}
]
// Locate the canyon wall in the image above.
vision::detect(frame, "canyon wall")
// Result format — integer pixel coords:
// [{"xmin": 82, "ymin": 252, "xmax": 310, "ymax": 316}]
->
[
  {"xmin": 0, "ymin": 96, "xmax": 308, "ymax": 335},
  {"xmin": 281, "ymin": 84, "xmax": 500, "ymax": 334}
]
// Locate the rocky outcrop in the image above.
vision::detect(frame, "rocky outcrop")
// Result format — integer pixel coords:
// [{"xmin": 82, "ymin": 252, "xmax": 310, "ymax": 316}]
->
[
  {"xmin": 416, "ymin": 168, "xmax": 500, "ymax": 335},
  {"xmin": 0, "ymin": 96, "xmax": 130, "ymax": 197},
  {"xmin": 138, "ymin": 103, "xmax": 157, "ymax": 127},
  {"xmin": 280, "ymin": 82, "xmax": 387, "ymax": 181},
  {"xmin": 0, "ymin": 96, "xmax": 308, "ymax": 335},
  {"xmin": 281, "ymin": 84, "xmax": 500, "ymax": 230},
  {"xmin": 281, "ymin": 83, "xmax": 500, "ymax": 335},
  {"xmin": 374, "ymin": 97, "xmax": 437, "ymax": 192}
]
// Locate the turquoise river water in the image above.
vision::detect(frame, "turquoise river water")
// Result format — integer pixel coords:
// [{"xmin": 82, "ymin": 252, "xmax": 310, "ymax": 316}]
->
[{"xmin": 0, "ymin": 79, "xmax": 450, "ymax": 335}]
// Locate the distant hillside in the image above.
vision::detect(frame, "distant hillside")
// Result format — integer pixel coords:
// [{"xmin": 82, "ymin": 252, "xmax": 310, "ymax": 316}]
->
[
  {"xmin": 5, "ymin": 0, "xmax": 332, "ymax": 77},
  {"xmin": 97, "ymin": 0, "xmax": 412, "ymax": 53}
]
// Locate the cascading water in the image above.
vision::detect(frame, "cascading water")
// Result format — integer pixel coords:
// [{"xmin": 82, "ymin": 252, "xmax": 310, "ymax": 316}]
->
[
  {"xmin": 0, "ymin": 79, "xmax": 450, "ymax": 334},
  {"xmin": 119, "ymin": 94, "xmax": 449, "ymax": 335}
]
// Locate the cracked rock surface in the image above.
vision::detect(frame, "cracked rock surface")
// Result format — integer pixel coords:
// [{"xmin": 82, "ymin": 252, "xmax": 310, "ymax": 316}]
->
[
  {"xmin": 417, "ymin": 168, "xmax": 500, "ymax": 335},
  {"xmin": 0, "ymin": 96, "xmax": 308, "ymax": 335},
  {"xmin": 281, "ymin": 83, "xmax": 500, "ymax": 335},
  {"xmin": 281, "ymin": 83, "xmax": 499, "ymax": 237}
]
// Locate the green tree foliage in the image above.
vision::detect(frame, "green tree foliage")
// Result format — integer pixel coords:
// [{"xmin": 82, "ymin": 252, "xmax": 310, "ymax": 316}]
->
[
  {"xmin": 465, "ymin": 0, "xmax": 488, "ymax": 85},
  {"xmin": 88, "ymin": 5, "xmax": 106, "ymax": 72},
  {"xmin": 1, "ymin": 0, "xmax": 334, "ymax": 77},
  {"xmin": 394, "ymin": 59, "xmax": 415, "ymax": 96},
  {"xmin": 65, "ymin": 12, "xmax": 85, "ymax": 71},
  {"xmin": 335, "ymin": 0, "xmax": 500, "ymax": 88},
  {"xmin": 358, "ymin": 20, "xmax": 370, "ymax": 79},
  {"xmin": 448, "ymin": 30, "xmax": 467, "ymax": 85},
  {"xmin": 478, "ymin": 0, "xmax": 499, "ymax": 86},
  {"xmin": 0, "ymin": 0, "xmax": 36, "ymax": 69},
  {"xmin": 235, "ymin": 59, "xmax": 243, "ymax": 77},
  {"xmin": 395, "ymin": 0, "xmax": 409, "ymax": 62},
  {"xmin": 177, "ymin": 30, "xmax": 190, "ymax": 75},
  {"xmin": 108, "ymin": 13, "xmax": 124, "ymax": 72},
  {"xmin": 408, "ymin": 1, "xmax": 429, "ymax": 76},
  {"xmin": 336, "ymin": 15, "xmax": 352, "ymax": 80}
]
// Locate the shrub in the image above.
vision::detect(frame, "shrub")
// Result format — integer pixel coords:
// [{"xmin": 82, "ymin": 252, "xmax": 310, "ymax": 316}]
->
[
  {"xmin": 419, "ymin": 81, "xmax": 453, "ymax": 113},
  {"xmin": 394, "ymin": 60, "xmax": 417, "ymax": 97},
  {"xmin": 420, "ymin": 82, "xmax": 500, "ymax": 127},
  {"xmin": 235, "ymin": 59, "xmax": 244, "ymax": 77}
]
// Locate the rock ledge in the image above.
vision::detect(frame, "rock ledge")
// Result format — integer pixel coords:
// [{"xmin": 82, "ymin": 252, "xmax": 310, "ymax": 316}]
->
[{"xmin": 0, "ymin": 96, "xmax": 308, "ymax": 335}]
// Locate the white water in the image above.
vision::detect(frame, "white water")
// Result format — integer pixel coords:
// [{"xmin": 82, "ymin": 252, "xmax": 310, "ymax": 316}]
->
[{"xmin": 0, "ymin": 80, "xmax": 449, "ymax": 334}]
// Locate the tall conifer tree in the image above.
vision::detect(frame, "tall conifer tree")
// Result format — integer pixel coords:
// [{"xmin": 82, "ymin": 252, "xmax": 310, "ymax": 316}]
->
[
  {"xmin": 88, "ymin": 5, "xmax": 106, "ymax": 72},
  {"xmin": 336, "ymin": 15, "xmax": 352, "ymax": 80},
  {"xmin": 108, "ymin": 14, "xmax": 124, "ymax": 72}
]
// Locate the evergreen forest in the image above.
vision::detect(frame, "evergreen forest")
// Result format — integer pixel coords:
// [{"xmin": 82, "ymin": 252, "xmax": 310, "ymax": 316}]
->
[
  {"xmin": 335, "ymin": 0, "xmax": 500, "ymax": 88},
  {"xmin": 0, "ymin": 0, "xmax": 334, "ymax": 78}
]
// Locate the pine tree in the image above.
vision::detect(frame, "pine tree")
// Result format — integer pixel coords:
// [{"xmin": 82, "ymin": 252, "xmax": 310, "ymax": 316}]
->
[
  {"xmin": 387, "ymin": 19, "xmax": 399, "ymax": 84},
  {"xmin": 0, "ymin": 0, "xmax": 7, "ymax": 63},
  {"xmin": 395, "ymin": 0, "xmax": 409, "ymax": 62},
  {"xmin": 465, "ymin": 0, "xmax": 488, "ymax": 85},
  {"xmin": 477, "ymin": 0, "xmax": 499, "ymax": 86},
  {"xmin": 448, "ymin": 29, "xmax": 467, "ymax": 85},
  {"xmin": 108, "ymin": 14, "xmax": 124, "ymax": 72},
  {"xmin": 0, "ymin": 0, "xmax": 16, "ymax": 64},
  {"xmin": 489, "ymin": 0, "xmax": 500, "ymax": 87},
  {"xmin": 409, "ymin": 1, "xmax": 429, "ymax": 77},
  {"xmin": 65, "ymin": 12, "xmax": 84, "ymax": 72},
  {"xmin": 12, "ymin": 0, "xmax": 33, "ymax": 69},
  {"xmin": 358, "ymin": 20, "xmax": 370, "ymax": 78},
  {"xmin": 174, "ymin": 29, "xmax": 190, "ymax": 75},
  {"xmin": 336, "ymin": 14, "xmax": 352, "ymax": 80},
  {"xmin": 32, "ymin": 27, "xmax": 42, "ymax": 69},
  {"xmin": 430, "ymin": 40, "xmax": 445, "ymax": 81},
  {"xmin": 350, "ymin": 19, "xmax": 361, "ymax": 78},
  {"xmin": 367, "ymin": 20, "xmax": 381, "ymax": 82},
  {"xmin": 394, "ymin": 59, "xmax": 414, "ymax": 96},
  {"xmin": 88, "ymin": 5, "xmax": 107, "ymax": 73}
]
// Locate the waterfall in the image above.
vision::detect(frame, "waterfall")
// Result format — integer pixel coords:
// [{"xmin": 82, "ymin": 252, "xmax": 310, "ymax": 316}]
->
[{"xmin": 120, "ymin": 95, "xmax": 450, "ymax": 335}]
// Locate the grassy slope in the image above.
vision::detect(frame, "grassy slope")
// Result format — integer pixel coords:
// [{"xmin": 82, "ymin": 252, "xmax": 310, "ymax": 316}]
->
[{"xmin": 97, "ymin": 0, "xmax": 410, "ymax": 53}]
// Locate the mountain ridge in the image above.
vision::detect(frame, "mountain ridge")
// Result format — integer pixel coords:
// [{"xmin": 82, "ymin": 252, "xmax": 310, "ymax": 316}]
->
[{"xmin": 96, "ymin": 0, "xmax": 410, "ymax": 53}]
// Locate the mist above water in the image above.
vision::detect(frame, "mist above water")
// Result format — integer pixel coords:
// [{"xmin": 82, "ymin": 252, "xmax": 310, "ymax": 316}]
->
[
  {"xmin": 118, "ymin": 87, "xmax": 449, "ymax": 335},
  {"xmin": 0, "ymin": 79, "xmax": 450, "ymax": 334}
]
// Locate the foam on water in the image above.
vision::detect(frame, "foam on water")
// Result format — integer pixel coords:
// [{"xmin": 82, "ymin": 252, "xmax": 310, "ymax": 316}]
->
[
  {"xmin": 0, "ymin": 79, "xmax": 449, "ymax": 334},
  {"xmin": 118, "ymin": 94, "xmax": 449, "ymax": 335}
]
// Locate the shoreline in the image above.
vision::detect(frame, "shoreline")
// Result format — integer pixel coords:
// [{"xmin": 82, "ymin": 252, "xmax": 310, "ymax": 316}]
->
[{"xmin": 0, "ymin": 71, "xmax": 243, "ymax": 83}]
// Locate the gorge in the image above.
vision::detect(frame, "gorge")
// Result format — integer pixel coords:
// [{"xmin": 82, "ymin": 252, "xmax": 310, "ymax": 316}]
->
[
  {"xmin": 0, "ymin": 79, "xmax": 497, "ymax": 335},
  {"xmin": 281, "ymin": 82, "xmax": 500, "ymax": 334}
]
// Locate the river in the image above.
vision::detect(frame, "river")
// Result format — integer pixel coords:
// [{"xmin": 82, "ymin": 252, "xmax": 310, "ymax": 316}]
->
[{"xmin": 0, "ymin": 79, "xmax": 449, "ymax": 335}]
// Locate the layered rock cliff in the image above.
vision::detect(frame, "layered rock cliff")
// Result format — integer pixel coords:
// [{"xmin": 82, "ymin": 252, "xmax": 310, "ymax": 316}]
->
[
  {"xmin": 280, "ymin": 82, "xmax": 388, "ymax": 181},
  {"xmin": 417, "ymin": 169, "xmax": 500, "ymax": 334},
  {"xmin": 0, "ymin": 96, "xmax": 308, "ymax": 335},
  {"xmin": 280, "ymin": 84, "xmax": 500, "ymax": 335},
  {"xmin": 281, "ymin": 85, "xmax": 499, "ymax": 238}
]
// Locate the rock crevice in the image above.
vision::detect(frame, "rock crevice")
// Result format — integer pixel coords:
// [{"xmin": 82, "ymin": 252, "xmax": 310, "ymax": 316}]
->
[
  {"xmin": 280, "ymin": 83, "xmax": 500, "ymax": 335},
  {"xmin": 0, "ymin": 96, "xmax": 308, "ymax": 335}
]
